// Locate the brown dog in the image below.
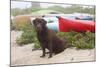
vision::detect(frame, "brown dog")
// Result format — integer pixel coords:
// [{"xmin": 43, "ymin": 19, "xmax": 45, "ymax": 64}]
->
[{"xmin": 33, "ymin": 18, "xmax": 67, "ymax": 58}]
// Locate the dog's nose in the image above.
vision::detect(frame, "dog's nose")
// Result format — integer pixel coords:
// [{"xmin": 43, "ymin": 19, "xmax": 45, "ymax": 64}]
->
[{"xmin": 37, "ymin": 24, "xmax": 41, "ymax": 28}]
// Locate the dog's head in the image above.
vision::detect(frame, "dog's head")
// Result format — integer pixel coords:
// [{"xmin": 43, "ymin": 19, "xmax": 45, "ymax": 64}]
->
[{"xmin": 32, "ymin": 18, "xmax": 47, "ymax": 31}]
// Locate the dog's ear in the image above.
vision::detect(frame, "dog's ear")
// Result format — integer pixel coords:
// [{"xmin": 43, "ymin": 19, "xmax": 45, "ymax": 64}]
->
[
  {"xmin": 32, "ymin": 18, "xmax": 39, "ymax": 25},
  {"xmin": 41, "ymin": 19, "xmax": 47, "ymax": 25},
  {"xmin": 32, "ymin": 19, "xmax": 38, "ymax": 27},
  {"xmin": 32, "ymin": 19, "xmax": 35, "ymax": 25}
]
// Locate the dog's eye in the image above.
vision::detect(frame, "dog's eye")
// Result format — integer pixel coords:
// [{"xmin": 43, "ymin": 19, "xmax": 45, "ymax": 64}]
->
[{"xmin": 37, "ymin": 22, "xmax": 40, "ymax": 24}]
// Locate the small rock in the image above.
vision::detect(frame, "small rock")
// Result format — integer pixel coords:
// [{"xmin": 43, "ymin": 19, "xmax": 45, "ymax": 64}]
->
[{"xmin": 71, "ymin": 57, "xmax": 74, "ymax": 61}]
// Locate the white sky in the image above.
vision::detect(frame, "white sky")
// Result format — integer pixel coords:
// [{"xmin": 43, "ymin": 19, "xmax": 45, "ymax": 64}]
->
[
  {"xmin": 26, "ymin": 0, "xmax": 95, "ymax": 5},
  {"xmin": 11, "ymin": 1, "xmax": 31, "ymax": 9},
  {"xmin": 11, "ymin": 0, "xmax": 95, "ymax": 9}
]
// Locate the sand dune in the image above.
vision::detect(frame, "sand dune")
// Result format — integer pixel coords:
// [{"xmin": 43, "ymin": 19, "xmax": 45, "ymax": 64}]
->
[{"xmin": 11, "ymin": 31, "xmax": 95, "ymax": 66}]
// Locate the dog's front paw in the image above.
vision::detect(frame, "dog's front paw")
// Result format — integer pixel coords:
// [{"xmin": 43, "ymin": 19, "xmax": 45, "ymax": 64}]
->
[
  {"xmin": 48, "ymin": 56, "xmax": 52, "ymax": 58},
  {"xmin": 40, "ymin": 55, "xmax": 45, "ymax": 58}
]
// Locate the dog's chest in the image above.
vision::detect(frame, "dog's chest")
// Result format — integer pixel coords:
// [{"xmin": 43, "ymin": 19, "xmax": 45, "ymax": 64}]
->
[{"xmin": 37, "ymin": 32, "xmax": 49, "ymax": 42}]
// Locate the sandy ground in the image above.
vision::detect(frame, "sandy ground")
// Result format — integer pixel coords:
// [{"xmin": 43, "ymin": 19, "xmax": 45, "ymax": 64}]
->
[{"xmin": 11, "ymin": 31, "xmax": 95, "ymax": 66}]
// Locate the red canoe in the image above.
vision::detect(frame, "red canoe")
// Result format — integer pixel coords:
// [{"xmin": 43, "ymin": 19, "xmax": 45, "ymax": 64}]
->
[{"xmin": 58, "ymin": 17, "xmax": 95, "ymax": 32}]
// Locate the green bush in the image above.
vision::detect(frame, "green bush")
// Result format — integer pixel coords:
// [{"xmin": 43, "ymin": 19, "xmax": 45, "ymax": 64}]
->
[
  {"xmin": 57, "ymin": 31, "xmax": 95, "ymax": 49},
  {"xmin": 16, "ymin": 30, "xmax": 35, "ymax": 45},
  {"xmin": 16, "ymin": 29, "xmax": 41, "ymax": 49},
  {"xmin": 33, "ymin": 37, "xmax": 41, "ymax": 49},
  {"xmin": 57, "ymin": 31, "xmax": 78, "ymax": 45},
  {"xmin": 16, "ymin": 24, "xmax": 95, "ymax": 49},
  {"xmin": 16, "ymin": 21, "xmax": 36, "ymax": 45},
  {"xmin": 31, "ymin": 35, "xmax": 41, "ymax": 49},
  {"xmin": 16, "ymin": 22, "xmax": 41, "ymax": 48},
  {"xmin": 14, "ymin": 15, "xmax": 41, "ymax": 48},
  {"xmin": 16, "ymin": 20, "xmax": 95, "ymax": 49}
]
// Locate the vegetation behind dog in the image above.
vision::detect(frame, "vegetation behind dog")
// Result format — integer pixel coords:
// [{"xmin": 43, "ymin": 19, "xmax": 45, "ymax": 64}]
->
[
  {"xmin": 57, "ymin": 31, "xmax": 95, "ymax": 49},
  {"xmin": 11, "ymin": 15, "xmax": 95, "ymax": 49},
  {"xmin": 13, "ymin": 19, "xmax": 95, "ymax": 49}
]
